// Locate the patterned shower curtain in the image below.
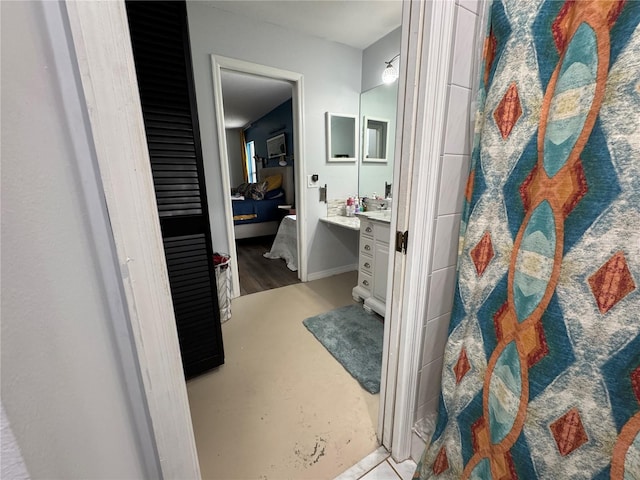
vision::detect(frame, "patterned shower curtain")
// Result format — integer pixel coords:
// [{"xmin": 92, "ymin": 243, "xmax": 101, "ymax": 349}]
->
[{"xmin": 415, "ymin": 1, "xmax": 639, "ymax": 478}]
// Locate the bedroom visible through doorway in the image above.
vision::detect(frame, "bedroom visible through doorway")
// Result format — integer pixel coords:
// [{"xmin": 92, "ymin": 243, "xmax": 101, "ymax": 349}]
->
[
  {"xmin": 219, "ymin": 68, "xmax": 301, "ymax": 296},
  {"xmin": 235, "ymin": 235, "xmax": 300, "ymax": 295}
]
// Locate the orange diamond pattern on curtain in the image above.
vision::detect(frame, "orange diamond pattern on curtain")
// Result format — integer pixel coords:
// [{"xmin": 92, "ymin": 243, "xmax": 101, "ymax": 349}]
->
[{"xmin": 414, "ymin": 1, "xmax": 640, "ymax": 478}]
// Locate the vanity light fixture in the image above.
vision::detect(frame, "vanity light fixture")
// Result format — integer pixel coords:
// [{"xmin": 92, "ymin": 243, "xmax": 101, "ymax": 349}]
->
[{"xmin": 382, "ymin": 54, "xmax": 400, "ymax": 84}]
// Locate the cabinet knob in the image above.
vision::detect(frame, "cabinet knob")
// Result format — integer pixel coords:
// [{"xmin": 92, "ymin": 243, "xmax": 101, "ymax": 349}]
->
[
  {"xmin": 364, "ymin": 244, "xmax": 371, "ymax": 251},
  {"xmin": 364, "ymin": 262, "xmax": 370, "ymax": 269},
  {"xmin": 365, "ymin": 227, "xmax": 372, "ymax": 233},
  {"xmin": 363, "ymin": 280, "xmax": 369, "ymax": 286}
]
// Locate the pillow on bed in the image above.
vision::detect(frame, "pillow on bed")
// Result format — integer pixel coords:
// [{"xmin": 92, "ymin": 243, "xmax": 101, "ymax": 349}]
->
[
  {"xmin": 263, "ymin": 174, "xmax": 282, "ymax": 192},
  {"xmin": 264, "ymin": 187, "xmax": 285, "ymax": 200}
]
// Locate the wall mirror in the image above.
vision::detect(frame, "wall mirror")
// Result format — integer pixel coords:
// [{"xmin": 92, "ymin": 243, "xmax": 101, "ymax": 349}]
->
[
  {"xmin": 358, "ymin": 82, "xmax": 398, "ymax": 198},
  {"xmin": 363, "ymin": 116, "xmax": 389, "ymax": 163},
  {"xmin": 326, "ymin": 112, "xmax": 357, "ymax": 162}
]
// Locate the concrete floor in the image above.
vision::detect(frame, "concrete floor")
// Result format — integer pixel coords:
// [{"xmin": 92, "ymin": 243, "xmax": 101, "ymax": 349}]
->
[{"xmin": 187, "ymin": 271, "xmax": 379, "ymax": 479}]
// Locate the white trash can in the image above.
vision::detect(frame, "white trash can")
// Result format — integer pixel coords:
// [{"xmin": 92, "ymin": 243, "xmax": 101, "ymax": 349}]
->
[{"xmin": 213, "ymin": 253, "xmax": 231, "ymax": 323}]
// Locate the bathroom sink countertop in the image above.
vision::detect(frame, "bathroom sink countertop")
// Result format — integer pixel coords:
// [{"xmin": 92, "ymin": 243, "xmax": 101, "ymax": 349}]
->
[
  {"xmin": 356, "ymin": 210, "xmax": 392, "ymax": 224},
  {"xmin": 320, "ymin": 215, "xmax": 360, "ymax": 231}
]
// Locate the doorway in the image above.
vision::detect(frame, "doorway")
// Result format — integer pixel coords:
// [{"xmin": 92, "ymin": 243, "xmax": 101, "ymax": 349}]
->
[
  {"xmin": 64, "ymin": 0, "xmax": 435, "ymax": 477},
  {"xmin": 216, "ymin": 67, "xmax": 302, "ymax": 296},
  {"xmin": 212, "ymin": 56, "xmax": 308, "ymax": 299}
]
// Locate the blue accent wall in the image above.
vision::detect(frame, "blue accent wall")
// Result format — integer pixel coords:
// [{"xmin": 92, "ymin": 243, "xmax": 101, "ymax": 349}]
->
[{"xmin": 244, "ymin": 98, "xmax": 294, "ymax": 168}]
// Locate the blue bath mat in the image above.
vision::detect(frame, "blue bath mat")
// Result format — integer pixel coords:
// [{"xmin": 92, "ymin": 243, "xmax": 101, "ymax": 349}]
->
[{"xmin": 303, "ymin": 304, "xmax": 383, "ymax": 394}]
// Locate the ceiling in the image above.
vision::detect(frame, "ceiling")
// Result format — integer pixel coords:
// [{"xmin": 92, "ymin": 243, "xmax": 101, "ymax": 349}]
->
[
  {"xmin": 209, "ymin": 0, "xmax": 403, "ymax": 129},
  {"xmin": 205, "ymin": 0, "xmax": 403, "ymax": 50},
  {"xmin": 221, "ymin": 71, "xmax": 292, "ymax": 129}
]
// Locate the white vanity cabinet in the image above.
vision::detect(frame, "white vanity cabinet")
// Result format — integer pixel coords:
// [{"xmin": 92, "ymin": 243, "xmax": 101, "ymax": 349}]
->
[{"xmin": 352, "ymin": 216, "xmax": 391, "ymax": 317}]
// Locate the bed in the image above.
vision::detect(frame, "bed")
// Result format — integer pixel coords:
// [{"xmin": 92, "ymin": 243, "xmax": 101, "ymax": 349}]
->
[
  {"xmin": 263, "ymin": 214, "xmax": 298, "ymax": 271},
  {"xmin": 232, "ymin": 166, "xmax": 294, "ymax": 240}
]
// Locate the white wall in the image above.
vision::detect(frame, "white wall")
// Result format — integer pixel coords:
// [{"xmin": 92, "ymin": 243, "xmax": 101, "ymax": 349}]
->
[
  {"xmin": 226, "ymin": 128, "xmax": 245, "ymax": 187},
  {"xmin": 186, "ymin": 3, "xmax": 362, "ymax": 276},
  {"xmin": 362, "ymin": 27, "xmax": 402, "ymax": 93},
  {"xmin": 1, "ymin": 2, "xmax": 153, "ymax": 477},
  {"xmin": 412, "ymin": 0, "xmax": 485, "ymax": 448}
]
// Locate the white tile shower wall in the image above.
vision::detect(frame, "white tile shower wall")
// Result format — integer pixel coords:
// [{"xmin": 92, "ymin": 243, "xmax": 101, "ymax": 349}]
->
[
  {"xmin": 414, "ymin": 2, "xmax": 483, "ymax": 429},
  {"xmin": 415, "ymin": 396, "xmax": 440, "ymax": 438},
  {"xmin": 443, "ymin": 84, "xmax": 472, "ymax": 155},
  {"xmin": 417, "ymin": 356, "xmax": 444, "ymax": 406},
  {"xmin": 438, "ymin": 155, "xmax": 471, "ymax": 215},
  {"xmin": 421, "ymin": 313, "xmax": 452, "ymax": 366},
  {"xmin": 426, "ymin": 266, "xmax": 457, "ymax": 321},
  {"xmin": 432, "ymin": 214, "xmax": 462, "ymax": 271},
  {"xmin": 450, "ymin": 6, "xmax": 479, "ymax": 88},
  {"xmin": 458, "ymin": 0, "xmax": 481, "ymax": 15}
]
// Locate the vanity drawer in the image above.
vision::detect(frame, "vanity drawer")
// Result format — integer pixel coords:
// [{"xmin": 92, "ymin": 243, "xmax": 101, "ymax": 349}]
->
[
  {"xmin": 361, "ymin": 221, "xmax": 375, "ymax": 237},
  {"xmin": 359, "ymin": 253, "xmax": 373, "ymax": 274},
  {"xmin": 358, "ymin": 271, "xmax": 373, "ymax": 292},
  {"xmin": 360, "ymin": 237, "xmax": 374, "ymax": 255}
]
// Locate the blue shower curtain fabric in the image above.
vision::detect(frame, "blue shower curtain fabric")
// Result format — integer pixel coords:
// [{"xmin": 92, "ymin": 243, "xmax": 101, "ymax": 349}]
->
[{"xmin": 415, "ymin": 1, "xmax": 640, "ymax": 478}]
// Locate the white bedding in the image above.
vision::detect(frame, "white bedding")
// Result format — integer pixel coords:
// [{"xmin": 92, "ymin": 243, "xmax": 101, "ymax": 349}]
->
[{"xmin": 263, "ymin": 215, "xmax": 298, "ymax": 271}]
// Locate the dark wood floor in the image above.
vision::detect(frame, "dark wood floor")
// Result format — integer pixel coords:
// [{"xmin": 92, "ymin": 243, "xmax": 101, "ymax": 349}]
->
[{"xmin": 236, "ymin": 235, "xmax": 300, "ymax": 296}]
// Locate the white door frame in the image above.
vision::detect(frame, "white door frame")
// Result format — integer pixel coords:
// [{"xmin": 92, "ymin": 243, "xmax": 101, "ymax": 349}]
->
[
  {"xmin": 64, "ymin": 0, "xmax": 458, "ymax": 475},
  {"xmin": 384, "ymin": 0, "xmax": 457, "ymax": 461},
  {"xmin": 210, "ymin": 56, "xmax": 307, "ymax": 297},
  {"xmin": 65, "ymin": 1, "xmax": 200, "ymax": 478}
]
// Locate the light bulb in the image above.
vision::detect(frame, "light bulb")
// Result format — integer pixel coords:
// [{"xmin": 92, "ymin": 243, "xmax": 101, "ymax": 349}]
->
[{"xmin": 382, "ymin": 64, "xmax": 398, "ymax": 84}]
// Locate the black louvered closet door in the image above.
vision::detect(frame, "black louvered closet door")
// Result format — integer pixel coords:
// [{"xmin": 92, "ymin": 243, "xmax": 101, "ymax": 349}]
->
[{"xmin": 126, "ymin": 0, "xmax": 224, "ymax": 378}]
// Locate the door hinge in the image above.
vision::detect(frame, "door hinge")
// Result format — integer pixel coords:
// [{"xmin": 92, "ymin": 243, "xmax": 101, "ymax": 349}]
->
[{"xmin": 395, "ymin": 230, "xmax": 408, "ymax": 254}]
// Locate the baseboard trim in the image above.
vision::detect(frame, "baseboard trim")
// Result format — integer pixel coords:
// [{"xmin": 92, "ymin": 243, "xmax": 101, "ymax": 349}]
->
[{"xmin": 307, "ymin": 264, "xmax": 357, "ymax": 282}]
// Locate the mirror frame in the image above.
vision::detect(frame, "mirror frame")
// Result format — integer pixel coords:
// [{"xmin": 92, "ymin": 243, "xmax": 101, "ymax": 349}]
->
[
  {"xmin": 362, "ymin": 116, "xmax": 390, "ymax": 163},
  {"xmin": 325, "ymin": 112, "xmax": 358, "ymax": 163}
]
